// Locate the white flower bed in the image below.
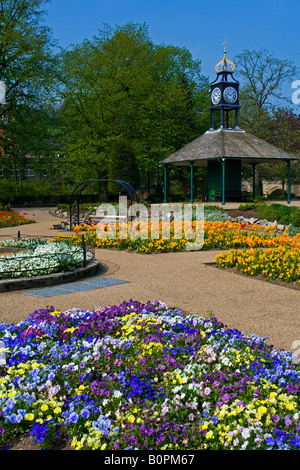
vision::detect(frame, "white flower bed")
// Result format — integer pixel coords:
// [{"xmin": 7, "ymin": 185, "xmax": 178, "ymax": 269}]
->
[{"xmin": 0, "ymin": 239, "xmax": 92, "ymax": 279}]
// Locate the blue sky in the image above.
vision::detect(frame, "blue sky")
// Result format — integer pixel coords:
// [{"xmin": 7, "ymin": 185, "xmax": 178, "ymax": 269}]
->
[{"xmin": 45, "ymin": 0, "xmax": 299, "ymax": 106}]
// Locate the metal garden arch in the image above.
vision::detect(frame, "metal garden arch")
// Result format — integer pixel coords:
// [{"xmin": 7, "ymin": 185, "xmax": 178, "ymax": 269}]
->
[{"xmin": 69, "ymin": 179, "xmax": 139, "ymax": 228}]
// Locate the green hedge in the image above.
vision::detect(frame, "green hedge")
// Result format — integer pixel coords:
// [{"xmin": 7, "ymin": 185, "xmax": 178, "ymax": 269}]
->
[{"xmin": 0, "ymin": 178, "xmax": 100, "ymax": 206}]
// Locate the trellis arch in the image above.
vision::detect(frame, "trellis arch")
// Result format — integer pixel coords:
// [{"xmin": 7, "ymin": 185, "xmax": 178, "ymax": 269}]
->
[{"xmin": 69, "ymin": 179, "xmax": 139, "ymax": 228}]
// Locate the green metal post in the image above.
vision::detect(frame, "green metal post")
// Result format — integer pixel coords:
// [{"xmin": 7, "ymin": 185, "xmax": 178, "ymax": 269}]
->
[
  {"xmin": 287, "ymin": 160, "xmax": 291, "ymax": 204},
  {"xmin": 190, "ymin": 162, "xmax": 194, "ymax": 204},
  {"xmin": 82, "ymin": 233, "xmax": 86, "ymax": 267},
  {"xmin": 222, "ymin": 158, "xmax": 226, "ymax": 205},
  {"xmin": 252, "ymin": 163, "xmax": 256, "ymax": 201},
  {"xmin": 163, "ymin": 165, "xmax": 167, "ymax": 203}
]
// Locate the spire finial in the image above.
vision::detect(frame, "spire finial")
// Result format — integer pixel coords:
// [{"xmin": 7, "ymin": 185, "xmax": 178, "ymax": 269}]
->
[{"xmin": 215, "ymin": 41, "xmax": 235, "ymax": 74}]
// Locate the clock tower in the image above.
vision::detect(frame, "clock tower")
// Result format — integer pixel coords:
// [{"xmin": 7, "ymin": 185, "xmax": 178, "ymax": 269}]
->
[{"xmin": 209, "ymin": 42, "xmax": 240, "ymax": 131}]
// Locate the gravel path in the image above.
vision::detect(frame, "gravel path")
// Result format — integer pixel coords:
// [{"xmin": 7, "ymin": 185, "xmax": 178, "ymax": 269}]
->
[{"xmin": 0, "ymin": 205, "xmax": 299, "ymax": 353}]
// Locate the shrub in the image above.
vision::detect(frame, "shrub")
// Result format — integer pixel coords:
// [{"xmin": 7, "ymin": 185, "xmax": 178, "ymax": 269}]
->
[
  {"xmin": 238, "ymin": 203, "xmax": 257, "ymax": 211},
  {"xmin": 239, "ymin": 203, "xmax": 300, "ymax": 226},
  {"xmin": 290, "ymin": 210, "xmax": 300, "ymax": 228}
]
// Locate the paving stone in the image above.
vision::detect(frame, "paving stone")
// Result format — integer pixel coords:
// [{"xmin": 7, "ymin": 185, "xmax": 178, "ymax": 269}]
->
[{"xmin": 23, "ymin": 277, "xmax": 128, "ymax": 297}]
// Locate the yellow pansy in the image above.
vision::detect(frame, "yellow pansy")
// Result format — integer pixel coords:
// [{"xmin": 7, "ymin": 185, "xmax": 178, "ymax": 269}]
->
[
  {"xmin": 50, "ymin": 310, "xmax": 62, "ymax": 316},
  {"xmin": 257, "ymin": 406, "xmax": 267, "ymax": 415},
  {"xmin": 25, "ymin": 413, "xmax": 35, "ymax": 421}
]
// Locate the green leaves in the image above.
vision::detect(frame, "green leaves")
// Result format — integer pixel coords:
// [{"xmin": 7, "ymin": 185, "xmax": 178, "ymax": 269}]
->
[
  {"xmin": 0, "ymin": 0, "xmax": 60, "ymax": 184},
  {"xmin": 0, "ymin": 0, "xmax": 57, "ymax": 108},
  {"xmin": 108, "ymin": 138, "xmax": 140, "ymax": 196},
  {"xmin": 58, "ymin": 23, "xmax": 209, "ymax": 190}
]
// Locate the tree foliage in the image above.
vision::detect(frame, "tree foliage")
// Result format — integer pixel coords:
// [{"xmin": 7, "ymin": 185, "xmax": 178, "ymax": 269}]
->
[
  {"xmin": 58, "ymin": 23, "xmax": 209, "ymax": 190},
  {"xmin": 108, "ymin": 137, "xmax": 140, "ymax": 198},
  {"xmin": 235, "ymin": 49, "xmax": 297, "ymax": 137},
  {"xmin": 0, "ymin": 0, "xmax": 59, "ymax": 182},
  {"xmin": 234, "ymin": 49, "xmax": 299, "ymax": 193},
  {"xmin": 266, "ymin": 109, "xmax": 300, "ymax": 155},
  {"xmin": 0, "ymin": 8, "xmax": 299, "ymax": 201},
  {"xmin": 261, "ymin": 109, "xmax": 300, "ymax": 189}
]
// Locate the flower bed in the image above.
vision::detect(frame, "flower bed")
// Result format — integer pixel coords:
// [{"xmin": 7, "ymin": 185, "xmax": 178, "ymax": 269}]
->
[
  {"xmin": 51, "ymin": 218, "xmax": 90, "ymax": 231},
  {"xmin": 0, "ymin": 211, "xmax": 35, "ymax": 228},
  {"xmin": 0, "ymin": 300, "xmax": 299, "ymax": 450},
  {"xmin": 51, "ymin": 219, "xmax": 300, "ymax": 285},
  {"xmin": 55, "ymin": 220, "xmax": 300, "ymax": 254},
  {"xmin": 0, "ymin": 239, "xmax": 92, "ymax": 279},
  {"xmin": 216, "ymin": 246, "xmax": 300, "ymax": 283},
  {"xmin": 50, "ymin": 206, "xmax": 230, "ymax": 232}
]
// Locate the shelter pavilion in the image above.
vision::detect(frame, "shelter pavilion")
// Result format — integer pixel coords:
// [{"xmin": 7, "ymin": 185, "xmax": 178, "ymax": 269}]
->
[{"xmin": 160, "ymin": 44, "xmax": 298, "ymax": 204}]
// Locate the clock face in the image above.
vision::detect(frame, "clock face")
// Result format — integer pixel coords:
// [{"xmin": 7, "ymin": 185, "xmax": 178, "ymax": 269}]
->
[
  {"xmin": 211, "ymin": 87, "xmax": 221, "ymax": 105},
  {"xmin": 223, "ymin": 86, "xmax": 237, "ymax": 104}
]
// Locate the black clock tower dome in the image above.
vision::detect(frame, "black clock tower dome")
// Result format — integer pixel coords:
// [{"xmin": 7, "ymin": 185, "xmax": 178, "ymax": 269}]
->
[{"xmin": 209, "ymin": 42, "xmax": 241, "ymax": 131}]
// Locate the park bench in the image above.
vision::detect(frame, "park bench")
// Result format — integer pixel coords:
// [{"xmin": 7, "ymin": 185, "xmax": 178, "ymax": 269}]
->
[{"xmin": 90, "ymin": 214, "xmax": 127, "ymax": 224}]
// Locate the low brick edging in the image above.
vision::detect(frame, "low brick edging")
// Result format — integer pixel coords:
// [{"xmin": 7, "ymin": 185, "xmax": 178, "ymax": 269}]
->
[{"xmin": 0, "ymin": 259, "xmax": 103, "ymax": 293}]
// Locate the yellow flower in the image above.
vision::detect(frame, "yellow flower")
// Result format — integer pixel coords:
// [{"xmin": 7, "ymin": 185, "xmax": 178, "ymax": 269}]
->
[
  {"xmin": 257, "ymin": 406, "xmax": 267, "ymax": 414},
  {"xmin": 25, "ymin": 413, "xmax": 34, "ymax": 421},
  {"xmin": 18, "ymin": 363, "xmax": 29, "ymax": 370},
  {"xmin": 128, "ymin": 415, "xmax": 135, "ymax": 423},
  {"xmin": 50, "ymin": 310, "xmax": 62, "ymax": 316},
  {"xmin": 205, "ymin": 431, "xmax": 213, "ymax": 439},
  {"xmin": 285, "ymin": 403, "xmax": 295, "ymax": 411},
  {"xmin": 63, "ymin": 326, "xmax": 78, "ymax": 334}
]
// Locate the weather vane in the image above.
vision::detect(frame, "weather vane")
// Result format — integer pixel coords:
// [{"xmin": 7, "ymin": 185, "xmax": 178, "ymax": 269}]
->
[{"xmin": 215, "ymin": 41, "xmax": 235, "ymax": 74}]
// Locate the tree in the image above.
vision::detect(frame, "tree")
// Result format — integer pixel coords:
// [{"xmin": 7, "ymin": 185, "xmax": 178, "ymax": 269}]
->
[
  {"xmin": 235, "ymin": 49, "xmax": 297, "ymax": 137},
  {"xmin": 58, "ymin": 23, "xmax": 209, "ymax": 196},
  {"xmin": 261, "ymin": 109, "xmax": 300, "ymax": 193},
  {"xmin": 235, "ymin": 49, "xmax": 298, "ymax": 196},
  {"xmin": 0, "ymin": 0, "xmax": 59, "ymax": 182},
  {"xmin": 108, "ymin": 138, "xmax": 140, "ymax": 199},
  {"xmin": 266, "ymin": 109, "xmax": 300, "ymax": 156},
  {"xmin": 57, "ymin": 23, "xmax": 152, "ymax": 187}
]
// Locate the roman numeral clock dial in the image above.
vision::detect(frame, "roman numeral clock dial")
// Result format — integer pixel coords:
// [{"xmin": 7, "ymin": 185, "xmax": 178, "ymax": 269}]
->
[
  {"xmin": 211, "ymin": 87, "xmax": 221, "ymax": 105},
  {"xmin": 223, "ymin": 86, "xmax": 237, "ymax": 104}
]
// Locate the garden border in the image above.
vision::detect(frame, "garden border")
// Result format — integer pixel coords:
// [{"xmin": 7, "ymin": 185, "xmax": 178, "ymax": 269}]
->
[
  {"xmin": 0, "ymin": 258, "xmax": 103, "ymax": 293},
  {"xmin": 204, "ymin": 261, "xmax": 300, "ymax": 292}
]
